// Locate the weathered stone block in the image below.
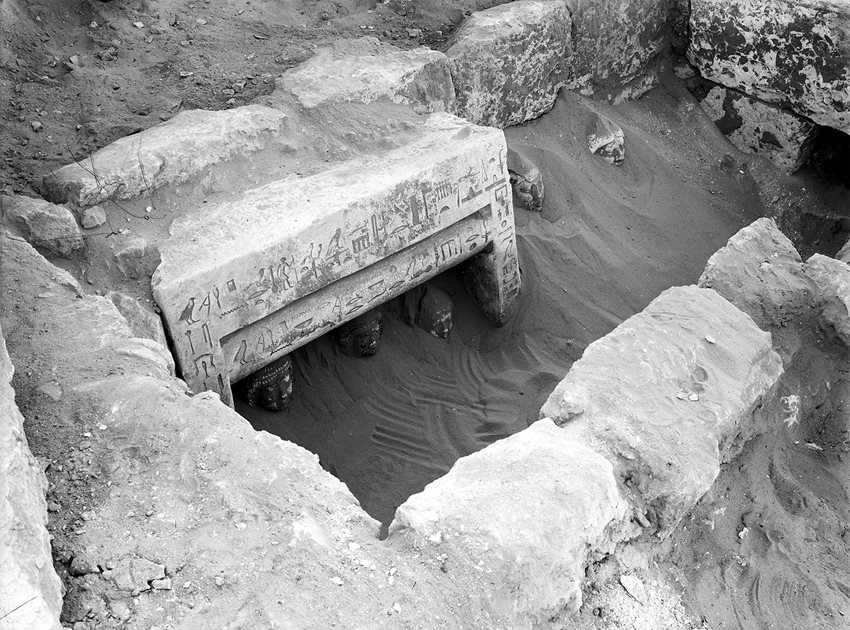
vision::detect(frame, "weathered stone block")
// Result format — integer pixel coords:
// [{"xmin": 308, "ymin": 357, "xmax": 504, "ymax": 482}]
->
[
  {"xmin": 446, "ymin": 0, "xmax": 572, "ymax": 127},
  {"xmin": 564, "ymin": 0, "xmax": 670, "ymax": 98},
  {"xmin": 698, "ymin": 218, "xmax": 814, "ymax": 330},
  {"xmin": 41, "ymin": 105, "xmax": 288, "ymax": 206},
  {"xmin": 804, "ymin": 254, "xmax": 850, "ymax": 346},
  {"xmin": 390, "ymin": 419, "xmax": 630, "ymax": 622},
  {"xmin": 105, "ymin": 292, "xmax": 169, "ymax": 350},
  {"xmin": 838, "ymin": 238, "xmax": 850, "ymax": 264},
  {"xmin": 541, "ymin": 285, "xmax": 783, "ymax": 534},
  {"xmin": 698, "ymin": 85, "xmax": 815, "ymax": 172},
  {"xmin": 153, "ymin": 113, "xmax": 520, "ymax": 405},
  {"xmin": 0, "ymin": 326, "xmax": 63, "ymax": 630},
  {"xmin": 689, "ymin": 0, "xmax": 850, "ymax": 133},
  {"xmin": 2, "ymin": 194, "xmax": 84, "ymax": 258},
  {"xmin": 277, "ymin": 37, "xmax": 455, "ymax": 112}
]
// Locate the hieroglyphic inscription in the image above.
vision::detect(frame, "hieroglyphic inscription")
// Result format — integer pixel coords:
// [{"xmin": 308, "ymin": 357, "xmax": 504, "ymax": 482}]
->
[{"xmin": 155, "ymin": 126, "xmax": 517, "ymax": 406}]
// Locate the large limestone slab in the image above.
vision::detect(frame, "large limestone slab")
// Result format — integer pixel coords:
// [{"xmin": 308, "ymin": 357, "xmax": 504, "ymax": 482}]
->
[
  {"xmin": 2, "ymin": 194, "xmax": 84, "ymax": 258},
  {"xmin": 0, "ymin": 326, "xmax": 63, "ymax": 630},
  {"xmin": 446, "ymin": 0, "xmax": 572, "ymax": 127},
  {"xmin": 153, "ymin": 113, "xmax": 520, "ymax": 405},
  {"xmin": 689, "ymin": 0, "xmax": 850, "ymax": 133},
  {"xmin": 41, "ymin": 105, "xmax": 288, "ymax": 206},
  {"xmin": 804, "ymin": 254, "xmax": 850, "ymax": 346},
  {"xmin": 390, "ymin": 419, "xmax": 630, "ymax": 622},
  {"xmin": 698, "ymin": 85, "xmax": 815, "ymax": 173},
  {"xmin": 541, "ymin": 285, "xmax": 783, "ymax": 534},
  {"xmin": 698, "ymin": 218, "xmax": 814, "ymax": 330},
  {"xmin": 277, "ymin": 37, "xmax": 455, "ymax": 112}
]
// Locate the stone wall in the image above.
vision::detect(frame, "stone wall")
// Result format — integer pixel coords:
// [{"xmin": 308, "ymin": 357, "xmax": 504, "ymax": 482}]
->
[{"xmin": 0, "ymin": 324, "xmax": 63, "ymax": 630}]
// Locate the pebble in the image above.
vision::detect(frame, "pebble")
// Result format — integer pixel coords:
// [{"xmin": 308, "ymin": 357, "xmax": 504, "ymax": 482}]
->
[
  {"xmin": 151, "ymin": 578, "xmax": 172, "ymax": 590},
  {"xmin": 30, "ymin": 120, "xmax": 43, "ymax": 132},
  {"xmin": 214, "ymin": 576, "xmax": 224, "ymax": 587},
  {"xmin": 688, "ymin": 393, "xmax": 699, "ymax": 402},
  {"xmin": 705, "ymin": 335, "xmax": 716, "ymax": 344},
  {"xmin": 329, "ymin": 576, "xmax": 343, "ymax": 586},
  {"xmin": 347, "ymin": 542, "xmax": 360, "ymax": 551},
  {"xmin": 133, "ymin": 21, "xmax": 145, "ymax": 28},
  {"xmin": 196, "ymin": 18, "xmax": 207, "ymax": 25}
]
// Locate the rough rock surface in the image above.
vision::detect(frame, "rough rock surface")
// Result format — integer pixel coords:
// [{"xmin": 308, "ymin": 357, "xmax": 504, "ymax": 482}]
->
[
  {"xmin": 110, "ymin": 232, "xmax": 157, "ymax": 281},
  {"xmin": 698, "ymin": 85, "xmax": 815, "ymax": 172},
  {"xmin": 390, "ymin": 419, "xmax": 630, "ymax": 623},
  {"xmin": 41, "ymin": 105, "xmax": 289, "ymax": 206},
  {"xmin": 0, "ymin": 325, "xmax": 63, "ymax": 630},
  {"xmin": 541, "ymin": 285, "xmax": 783, "ymax": 534},
  {"xmin": 2, "ymin": 194, "xmax": 84, "ymax": 258},
  {"xmin": 105, "ymin": 292, "xmax": 169, "ymax": 353},
  {"xmin": 80, "ymin": 205, "xmax": 107, "ymax": 230},
  {"xmin": 804, "ymin": 254, "xmax": 850, "ymax": 346},
  {"xmin": 564, "ymin": 0, "xmax": 670, "ymax": 98},
  {"xmin": 838, "ymin": 238, "xmax": 850, "ymax": 264},
  {"xmin": 689, "ymin": 0, "xmax": 850, "ymax": 132},
  {"xmin": 698, "ymin": 218, "xmax": 814, "ymax": 330},
  {"xmin": 446, "ymin": 0, "xmax": 571, "ymax": 127},
  {"xmin": 276, "ymin": 37, "xmax": 454, "ymax": 112}
]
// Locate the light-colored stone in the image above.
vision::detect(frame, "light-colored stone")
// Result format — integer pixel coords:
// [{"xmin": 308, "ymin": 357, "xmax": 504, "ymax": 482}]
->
[
  {"xmin": 277, "ymin": 37, "xmax": 454, "ymax": 112},
  {"xmin": 41, "ymin": 105, "xmax": 288, "ymax": 206},
  {"xmin": 587, "ymin": 114, "xmax": 625, "ymax": 165},
  {"xmin": 698, "ymin": 85, "xmax": 815, "ymax": 173},
  {"xmin": 804, "ymin": 254, "xmax": 850, "ymax": 346},
  {"xmin": 541, "ymin": 285, "xmax": 783, "ymax": 534},
  {"xmin": 0, "ymin": 325, "xmax": 63, "ymax": 630},
  {"xmin": 446, "ymin": 0, "xmax": 572, "ymax": 127},
  {"xmin": 110, "ymin": 232, "xmax": 156, "ymax": 280},
  {"xmin": 153, "ymin": 113, "xmax": 520, "ymax": 406},
  {"xmin": 688, "ymin": 0, "xmax": 850, "ymax": 133},
  {"xmin": 698, "ymin": 218, "xmax": 814, "ymax": 330},
  {"xmin": 105, "ymin": 291, "xmax": 169, "ymax": 352},
  {"xmin": 837, "ymin": 237, "xmax": 850, "ymax": 264},
  {"xmin": 2, "ymin": 194, "xmax": 84, "ymax": 258},
  {"xmin": 80, "ymin": 204, "xmax": 107, "ymax": 229},
  {"xmin": 390, "ymin": 419, "xmax": 630, "ymax": 622}
]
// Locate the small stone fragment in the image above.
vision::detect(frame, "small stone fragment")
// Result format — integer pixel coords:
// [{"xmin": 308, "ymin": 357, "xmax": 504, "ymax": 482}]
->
[
  {"xmin": 69, "ymin": 553, "xmax": 100, "ymax": 576},
  {"xmin": 151, "ymin": 578, "xmax": 172, "ymax": 590},
  {"xmin": 619, "ymin": 574, "xmax": 646, "ymax": 604},
  {"xmin": 80, "ymin": 205, "xmax": 107, "ymax": 229},
  {"xmin": 330, "ymin": 576, "xmax": 344, "ymax": 586}
]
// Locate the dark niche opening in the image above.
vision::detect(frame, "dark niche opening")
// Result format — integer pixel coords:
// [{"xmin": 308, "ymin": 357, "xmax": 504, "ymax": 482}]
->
[{"xmin": 798, "ymin": 125, "xmax": 850, "ymax": 189}]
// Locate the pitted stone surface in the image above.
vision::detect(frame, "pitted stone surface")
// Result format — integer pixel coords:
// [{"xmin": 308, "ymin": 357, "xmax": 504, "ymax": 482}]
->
[
  {"xmin": 698, "ymin": 218, "xmax": 814, "ymax": 330},
  {"xmin": 446, "ymin": 0, "xmax": 572, "ymax": 127},
  {"xmin": 541, "ymin": 285, "xmax": 783, "ymax": 534},
  {"xmin": 804, "ymin": 254, "xmax": 850, "ymax": 346},
  {"xmin": 390, "ymin": 419, "xmax": 630, "ymax": 623},
  {"xmin": 153, "ymin": 113, "xmax": 520, "ymax": 404},
  {"xmin": 2, "ymin": 194, "xmax": 84, "ymax": 258},
  {"xmin": 0, "ymin": 325, "xmax": 63, "ymax": 630},
  {"xmin": 698, "ymin": 85, "xmax": 815, "ymax": 173},
  {"xmin": 689, "ymin": 0, "xmax": 850, "ymax": 132},
  {"xmin": 41, "ymin": 105, "xmax": 288, "ymax": 206},
  {"xmin": 277, "ymin": 37, "xmax": 455, "ymax": 112}
]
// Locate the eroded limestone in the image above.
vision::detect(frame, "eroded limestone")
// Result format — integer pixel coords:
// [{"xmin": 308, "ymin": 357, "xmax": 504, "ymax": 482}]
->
[
  {"xmin": 446, "ymin": 0, "xmax": 572, "ymax": 127},
  {"xmin": 41, "ymin": 105, "xmax": 289, "ymax": 206},
  {"xmin": 804, "ymin": 254, "xmax": 850, "ymax": 346},
  {"xmin": 689, "ymin": 0, "xmax": 850, "ymax": 132},
  {"xmin": 0, "ymin": 326, "xmax": 63, "ymax": 630},
  {"xmin": 2, "ymin": 194, "xmax": 84, "ymax": 258},
  {"xmin": 153, "ymin": 113, "xmax": 520, "ymax": 405}
]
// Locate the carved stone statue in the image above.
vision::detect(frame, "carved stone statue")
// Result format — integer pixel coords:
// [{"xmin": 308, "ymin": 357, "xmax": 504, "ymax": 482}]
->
[
  {"xmin": 236, "ymin": 355, "xmax": 294, "ymax": 411},
  {"xmin": 336, "ymin": 309, "xmax": 384, "ymax": 357},
  {"xmin": 400, "ymin": 285, "xmax": 454, "ymax": 339}
]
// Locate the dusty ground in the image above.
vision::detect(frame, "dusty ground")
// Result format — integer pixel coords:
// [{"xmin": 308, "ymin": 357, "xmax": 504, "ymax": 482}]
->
[{"xmin": 3, "ymin": 1, "xmax": 850, "ymax": 629}]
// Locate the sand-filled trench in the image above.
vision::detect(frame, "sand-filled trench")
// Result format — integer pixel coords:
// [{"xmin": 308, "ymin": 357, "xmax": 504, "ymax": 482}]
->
[{"xmin": 238, "ymin": 84, "xmax": 763, "ymax": 526}]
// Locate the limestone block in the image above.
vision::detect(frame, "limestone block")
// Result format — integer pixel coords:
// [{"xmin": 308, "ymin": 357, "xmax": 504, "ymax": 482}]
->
[
  {"xmin": 698, "ymin": 85, "xmax": 815, "ymax": 173},
  {"xmin": 153, "ymin": 113, "xmax": 520, "ymax": 405},
  {"xmin": 80, "ymin": 205, "xmax": 107, "ymax": 229},
  {"xmin": 390, "ymin": 419, "xmax": 630, "ymax": 621},
  {"xmin": 838, "ymin": 238, "xmax": 850, "ymax": 264},
  {"xmin": 689, "ymin": 0, "xmax": 850, "ymax": 133},
  {"xmin": 446, "ymin": 0, "xmax": 572, "ymax": 127},
  {"xmin": 278, "ymin": 37, "xmax": 454, "ymax": 112},
  {"xmin": 41, "ymin": 105, "xmax": 288, "ymax": 206},
  {"xmin": 804, "ymin": 254, "xmax": 850, "ymax": 346},
  {"xmin": 110, "ymin": 232, "xmax": 158, "ymax": 280},
  {"xmin": 564, "ymin": 0, "xmax": 669, "ymax": 98},
  {"xmin": 540, "ymin": 286, "xmax": 783, "ymax": 534},
  {"xmin": 106, "ymin": 292, "xmax": 169, "ymax": 350},
  {"xmin": 2, "ymin": 194, "xmax": 84, "ymax": 258},
  {"xmin": 699, "ymin": 218, "xmax": 814, "ymax": 329},
  {"xmin": 0, "ymin": 326, "xmax": 63, "ymax": 630}
]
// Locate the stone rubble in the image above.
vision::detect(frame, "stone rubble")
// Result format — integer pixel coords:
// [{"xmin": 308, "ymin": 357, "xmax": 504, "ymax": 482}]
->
[
  {"xmin": 804, "ymin": 254, "xmax": 850, "ymax": 347},
  {"xmin": 2, "ymin": 194, "xmax": 84, "ymax": 258}
]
